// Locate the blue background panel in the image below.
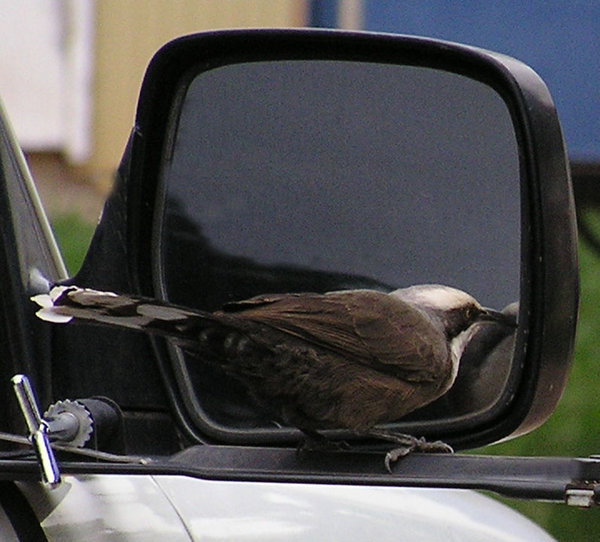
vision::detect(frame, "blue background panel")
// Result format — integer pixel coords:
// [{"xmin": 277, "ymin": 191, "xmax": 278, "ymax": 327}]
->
[{"xmin": 312, "ymin": 1, "xmax": 600, "ymax": 159}]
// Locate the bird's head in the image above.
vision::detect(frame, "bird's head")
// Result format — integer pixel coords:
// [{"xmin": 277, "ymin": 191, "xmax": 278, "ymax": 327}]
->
[
  {"xmin": 390, "ymin": 283, "xmax": 516, "ymax": 345},
  {"xmin": 391, "ymin": 284, "xmax": 517, "ymax": 381}
]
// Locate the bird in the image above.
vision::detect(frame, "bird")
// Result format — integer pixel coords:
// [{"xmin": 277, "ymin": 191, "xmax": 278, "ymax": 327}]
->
[{"xmin": 32, "ymin": 284, "xmax": 516, "ymax": 469}]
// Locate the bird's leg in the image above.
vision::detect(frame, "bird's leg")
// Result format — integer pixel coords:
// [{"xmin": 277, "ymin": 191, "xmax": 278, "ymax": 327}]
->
[
  {"xmin": 298, "ymin": 428, "xmax": 330, "ymax": 451},
  {"xmin": 365, "ymin": 429, "xmax": 453, "ymax": 472}
]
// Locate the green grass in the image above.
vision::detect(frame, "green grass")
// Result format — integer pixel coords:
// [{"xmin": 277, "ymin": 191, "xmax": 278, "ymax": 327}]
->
[
  {"xmin": 50, "ymin": 213, "xmax": 96, "ymax": 275},
  {"xmin": 477, "ymin": 239, "xmax": 600, "ymax": 541},
  {"xmin": 50, "ymin": 210, "xmax": 600, "ymax": 540}
]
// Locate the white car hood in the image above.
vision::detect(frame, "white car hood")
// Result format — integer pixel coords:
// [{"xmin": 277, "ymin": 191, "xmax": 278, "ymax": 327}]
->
[
  {"xmin": 154, "ymin": 476, "xmax": 555, "ymax": 541},
  {"xmin": 18, "ymin": 474, "xmax": 555, "ymax": 541}
]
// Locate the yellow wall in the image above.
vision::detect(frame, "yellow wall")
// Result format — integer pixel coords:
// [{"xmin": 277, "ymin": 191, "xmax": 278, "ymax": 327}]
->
[{"xmin": 91, "ymin": 1, "xmax": 307, "ymax": 187}]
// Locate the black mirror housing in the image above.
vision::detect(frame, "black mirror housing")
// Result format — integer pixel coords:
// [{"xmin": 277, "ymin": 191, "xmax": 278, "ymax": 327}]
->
[{"xmin": 74, "ymin": 29, "xmax": 577, "ymax": 452}]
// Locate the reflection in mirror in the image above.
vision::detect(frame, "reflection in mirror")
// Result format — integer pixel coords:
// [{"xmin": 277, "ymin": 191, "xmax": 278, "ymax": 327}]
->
[{"xmin": 156, "ymin": 60, "xmax": 521, "ymax": 436}]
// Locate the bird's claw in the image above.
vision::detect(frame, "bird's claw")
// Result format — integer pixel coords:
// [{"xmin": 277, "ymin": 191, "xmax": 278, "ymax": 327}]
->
[{"xmin": 382, "ymin": 435, "xmax": 453, "ymax": 473}]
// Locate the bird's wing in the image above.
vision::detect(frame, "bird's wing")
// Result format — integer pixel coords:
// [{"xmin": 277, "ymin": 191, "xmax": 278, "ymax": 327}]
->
[{"xmin": 221, "ymin": 290, "xmax": 448, "ymax": 382}]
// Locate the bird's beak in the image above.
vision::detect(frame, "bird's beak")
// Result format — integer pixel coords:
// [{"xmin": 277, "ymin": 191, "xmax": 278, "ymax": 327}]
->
[{"xmin": 479, "ymin": 307, "xmax": 518, "ymax": 328}]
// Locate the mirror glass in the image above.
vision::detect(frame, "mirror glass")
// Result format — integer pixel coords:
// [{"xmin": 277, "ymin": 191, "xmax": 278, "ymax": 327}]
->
[{"xmin": 155, "ymin": 60, "xmax": 521, "ymax": 437}]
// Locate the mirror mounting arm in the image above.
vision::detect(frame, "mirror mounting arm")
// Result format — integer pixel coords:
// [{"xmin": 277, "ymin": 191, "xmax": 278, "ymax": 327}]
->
[
  {"xmin": 168, "ymin": 446, "xmax": 600, "ymax": 507},
  {"xmin": 25, "ymin": 445, "xmax": 600, "ymax": 508}
]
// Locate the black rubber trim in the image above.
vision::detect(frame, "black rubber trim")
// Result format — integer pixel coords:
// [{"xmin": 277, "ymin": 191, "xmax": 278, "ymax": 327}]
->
[{"xmin": 0, "ymin": 480, "xmax": 48, "ymax": 542}]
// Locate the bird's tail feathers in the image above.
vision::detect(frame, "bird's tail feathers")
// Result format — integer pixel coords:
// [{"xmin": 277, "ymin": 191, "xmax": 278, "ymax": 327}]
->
[{"xmin": 31, "ymin": 285, "xmax": 216, "ymax": 344}]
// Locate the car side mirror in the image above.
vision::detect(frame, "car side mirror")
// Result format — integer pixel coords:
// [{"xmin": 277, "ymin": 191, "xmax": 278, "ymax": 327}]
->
[{"xmin": 78, "ymin": 29, "xmax": 577, "ymax": 451}]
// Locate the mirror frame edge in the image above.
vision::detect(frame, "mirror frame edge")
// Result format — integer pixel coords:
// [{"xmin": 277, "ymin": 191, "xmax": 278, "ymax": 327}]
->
[
  {"xmin": 126, "ymin": 28, "xmax": 578, "ymax": 450},
  {"xmin": 500, "ymin": 57, "xmax": 578, "ymax": 440}
]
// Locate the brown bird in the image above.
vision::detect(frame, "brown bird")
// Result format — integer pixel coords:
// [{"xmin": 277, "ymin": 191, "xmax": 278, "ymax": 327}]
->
[{"xmin": 32, "ymin": 284, "xmax": 514, "ymax": 467}]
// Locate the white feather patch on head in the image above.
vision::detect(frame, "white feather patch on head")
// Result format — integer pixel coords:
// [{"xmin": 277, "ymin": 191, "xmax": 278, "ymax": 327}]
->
[{"xmin": 391, "ymin": 284, "xmax": 479, "ymax": 312}]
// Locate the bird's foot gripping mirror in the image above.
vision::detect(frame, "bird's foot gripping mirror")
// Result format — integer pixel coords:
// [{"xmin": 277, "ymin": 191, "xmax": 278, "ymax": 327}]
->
[{"xmin": 70, "ymin": 30, "xmax": 576, "ymax": 453}]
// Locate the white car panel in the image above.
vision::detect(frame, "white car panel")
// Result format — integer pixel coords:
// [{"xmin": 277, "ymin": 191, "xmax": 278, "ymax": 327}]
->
[
  {"xmin": 155, "ymin": 476, "xmax": 555, "ymax": 542},
  {"xmin": 17, "ymin": 476, "xmax": 190, "ymax": 541},
  {"xmin": 15, "ymin": 473, "xmax": 556, "ymax": 541}
]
